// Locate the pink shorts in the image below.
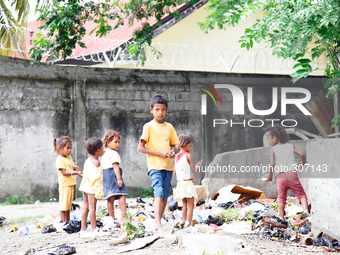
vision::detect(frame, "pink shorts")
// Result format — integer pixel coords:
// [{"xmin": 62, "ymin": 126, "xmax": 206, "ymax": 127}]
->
[{"xmin": 277, "ymin": 171, "xmax": 307, "ymax": 203}]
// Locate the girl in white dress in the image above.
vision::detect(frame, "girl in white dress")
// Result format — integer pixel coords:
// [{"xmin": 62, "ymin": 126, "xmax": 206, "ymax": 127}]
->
[{"xmin": 174, "ymin": 132, "xmax": 204, "ymax": 228}]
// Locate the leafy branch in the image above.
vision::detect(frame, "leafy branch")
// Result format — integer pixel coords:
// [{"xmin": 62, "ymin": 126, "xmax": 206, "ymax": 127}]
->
[
  {"xmin": 122, "ymin": 212, "xmax": 145, "ymax": 241},
  {"xmin": 199, "ymin": 0, "xmax": 340, "ymax": 127},
  {"xmin": 30, "ymin": 0, "xmax": 194, "ymax": 66}
]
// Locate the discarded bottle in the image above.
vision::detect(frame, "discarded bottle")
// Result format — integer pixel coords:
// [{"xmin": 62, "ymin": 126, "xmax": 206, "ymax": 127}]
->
[
  {"xmin": 193, "ymin": 214, "xmax": 203, "ymax": 223},
  {"xmin": 19, "ymin": 227, "xmax": 30, "ymax": 235},
  {"xmin": 300, "ymin": 222, "xmax": 311, "ymax": 235},
  {"xmin": 71, "ymin": 212, "xmax": 78, "ymax": 220}
]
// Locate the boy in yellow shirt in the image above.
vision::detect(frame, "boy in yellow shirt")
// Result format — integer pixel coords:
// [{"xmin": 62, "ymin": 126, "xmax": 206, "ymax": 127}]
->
[{"xmin": 138, "ymin": 94, "xmax": 179, "ymax": 233}]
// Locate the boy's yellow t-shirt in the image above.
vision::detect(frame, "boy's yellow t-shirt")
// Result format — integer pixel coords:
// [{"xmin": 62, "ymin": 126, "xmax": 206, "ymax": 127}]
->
[
  {"xmin": 140, "ymin": 121, "xmax": 179, "ymax": 171},
  {"xmin": 55, "ymin": 156, "xmax": 77, "ymax": 186}
]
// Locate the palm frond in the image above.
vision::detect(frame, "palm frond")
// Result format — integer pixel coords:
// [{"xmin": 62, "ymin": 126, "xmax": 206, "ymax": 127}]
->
[{"xmin": 0, "ymin": 1, "xmax": 20, "ymax": 26}]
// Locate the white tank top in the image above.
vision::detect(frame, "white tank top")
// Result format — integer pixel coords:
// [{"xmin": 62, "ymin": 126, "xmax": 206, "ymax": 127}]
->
[
  {"xmin": 272, "ymin": 143, "xmax": 296, "ymax": 174},
  {"xmin": 175, "ymin": 151, "xmax": 192, "ymax": 181}
]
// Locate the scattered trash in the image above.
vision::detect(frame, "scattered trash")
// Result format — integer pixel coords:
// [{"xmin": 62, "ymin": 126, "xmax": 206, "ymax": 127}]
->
[
  {"xmin": 204, "ymin": 215, "xmax": 225, "ymax": 226},
  {"xmin": 221, "ymin": 221, "xmax": 253, "ymax": 235},
  {"xmin": 71, "ymin": 203, "xmax": 80, "ymax": 210},
  {"xmin": 314, "ymin": 228, "xmax": 340, "ymax": 249},
  {"xmin": 218, "ymin": 201, "xmax": 234, "ymax": 210},
  {"xmin": 48, "ymin": 245, "xmax": 76, "ymax": 255},
  {"xmin": 108, "ymin": 232, "xmax": 128, "ymax": 245},
  {"xmin": 196, "ymin": 200, "xmax": 205, "ymax": 206},
  {"xmin": 314, "ymin": 237, "xmax": 336, "ymax": 248},
  {"xmin": 136, "ymin": 197, "xmax": 146, "ymax": 203},
  {"xmin": 24, "ymin": 248, "xmax": 36, "ymax": 255},
  {"xmin": 301, "ymin": 234, "xmax": 314, "ymax": 245},
  {"xmin": 285, "ymin": 205, "xmax": 304, "ymax": 217},
  {"xmin": 299, "ymin": 222, "xmax": 311, "ymax": 235},
  {"xmin": 19, "ymin": 226, "xmax": 30, "ymax": 235},
  {"xmin": 193, "ymin": 209, "xmax": 212, "ymax": 222},
  {"xmin": 167, "ymin": 201, "xmax": 178, "ymax": 211},
  {"xmin": 37, "ymin": 214, "xmax": 56, "ymax": 228},
  {"xmin": 18, "ymin": 225, "xmax": 38, "ymax": 235},
  {"xmin": 239, "ymin": 201, "xmax": 268, "ymax": 219},
  {"xmin": 263, "ymin": 216, "xmax": 288, "ymax": 229},
  {"xmin": 291, "ymin": 218, "xmax": 309, "ymax": 229},
  {"xmin": 42, "ymin": 225, "xmax": 57, "ymax": 234},
  {"xmin": 317, "ymin": 227, "xmax": 340, "ymax": 242},
  {"xmin": 212, "ymin": 185, "xmax": 266, "ymax": 204},
  {"xmin": 9, "ymin": 224, "xmax": 18, "ymax": 233},
  {"xmin": 63, "ymin": 220, "xmax": 81, "ymax": 234},
  {"xmin": 2, "ymin": 185, "xmax": 332, "ymax": 254},
  {"xmin": 117, "ymin": 235, "xmax": 159, "ymax": 253},
  {"xmin": 0, "ymin": 216, "xmax": 6, "ymax": 227}
]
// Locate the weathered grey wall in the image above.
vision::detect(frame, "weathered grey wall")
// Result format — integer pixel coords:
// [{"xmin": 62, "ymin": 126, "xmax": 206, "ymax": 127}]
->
[
  {"xmin": 307, "ymin": 139, "xmax": 340, "ymax": 237},
  {"xmin": 203, "ymin": 140, "xmax": 309, "ymax": 199},
  {"xmin": 0, "ymin": 55, "xmax": 329, "ymax": 200},
  {"xmin": 0, "ymin": 56, "xmax": 192, "ymax": 200}
]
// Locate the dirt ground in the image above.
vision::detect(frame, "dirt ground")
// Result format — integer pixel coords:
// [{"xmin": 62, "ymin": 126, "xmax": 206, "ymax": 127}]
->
[{"xmin": 0, "ymin": 201, "xmax": 332, "ymax": 255}]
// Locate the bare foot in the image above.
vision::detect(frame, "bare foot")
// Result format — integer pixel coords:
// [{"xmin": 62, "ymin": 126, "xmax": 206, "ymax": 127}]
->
[
  {"xmin": 155, "ymin": 228, "xmax": 167, "ymax": 237},
  {"xmin": 155, "ymin": 224, "xmax": 165, "ymax": 235}
]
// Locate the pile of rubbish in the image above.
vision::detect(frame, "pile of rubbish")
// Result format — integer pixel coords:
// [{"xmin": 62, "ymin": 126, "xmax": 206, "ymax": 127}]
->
[{"xmin": 4, "ymin": 185, "xmax": 340, "ymax": 253}]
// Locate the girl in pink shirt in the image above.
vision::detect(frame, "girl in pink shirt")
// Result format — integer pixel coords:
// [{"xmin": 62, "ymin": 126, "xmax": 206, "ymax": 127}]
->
[{"xmin": 263, "ymin": 124, "xmax": 309, "ymax": 219}]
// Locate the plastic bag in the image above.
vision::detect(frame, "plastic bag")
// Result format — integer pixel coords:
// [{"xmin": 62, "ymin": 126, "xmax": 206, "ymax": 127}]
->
[
  {"xmin": 42, "ymin": 225, "xmax": 57, "ymax": 234},
  {"xmin": 48, "ymin": 245, "xmax": 76, "ymax": 255},
  {"xmin": 63, "ymin": 220, "xmax": 81, "ymax": 234},
  {"xmin": 37, "ymin": 214, "xmax": 56, "ymax": 228}
]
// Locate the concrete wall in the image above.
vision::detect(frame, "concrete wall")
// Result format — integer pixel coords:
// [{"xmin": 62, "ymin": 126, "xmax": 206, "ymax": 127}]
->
[
  {"xmin": 203, "ymin": 140, "xmax": 309, "ymax": 199},
  {"xmin": 0, "ymin": 55, "xmax": 329, "ymax": 200},
  {"xmin": 307, "ymin": 138, "xmax": 340, "ymax": 237}
]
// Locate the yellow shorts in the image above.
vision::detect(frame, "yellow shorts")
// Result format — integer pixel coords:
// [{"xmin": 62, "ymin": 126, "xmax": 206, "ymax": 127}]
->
[{"xmin": 59, "ymin": 186, "xmax": 74, "ymax": 211}]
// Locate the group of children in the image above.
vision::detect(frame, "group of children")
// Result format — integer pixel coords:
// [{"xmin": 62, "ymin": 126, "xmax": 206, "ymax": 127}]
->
[
  {"xmin": 53, "ymin": 94, "xmax": 309, "ymax": 235},
  {"xmin": 53, "ymin": 130, "xmax": 128, "ymax": 234}
]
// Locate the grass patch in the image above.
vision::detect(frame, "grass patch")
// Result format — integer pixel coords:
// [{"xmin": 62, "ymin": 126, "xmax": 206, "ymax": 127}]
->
[
  {"xmin": 0, "ymin": 194, "xmax": 52, "ymax": 206},
  {"xmin": 140, "ymin": 188, "xmax": 153, "ymax": 198},
  {"xmin": 7, "ymin": 215, "xmax": 45, "ymax": 224}
]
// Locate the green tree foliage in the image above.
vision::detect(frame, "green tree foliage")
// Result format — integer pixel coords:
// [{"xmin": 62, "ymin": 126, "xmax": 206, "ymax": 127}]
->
[
  {"xmin": 29, "ymin": 0, "xmax": 340, "ymax": 126},
  {"xmin": 198, "ymin": 0, "xmax": 340, "ymax": 127},
  {"xmin": 30, "ymin": 0, "xmax": 194, "ymax": 65}
]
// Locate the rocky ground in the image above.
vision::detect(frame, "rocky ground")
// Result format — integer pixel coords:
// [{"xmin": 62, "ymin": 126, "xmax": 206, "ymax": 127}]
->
[{"xmin": 0, "ymin": 201, "xmax": 332, "ymax": 255}]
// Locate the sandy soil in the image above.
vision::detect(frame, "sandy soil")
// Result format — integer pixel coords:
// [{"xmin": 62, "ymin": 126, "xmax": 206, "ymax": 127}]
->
[{"xmin": 0, "ymin": 201, "xmax": 331, "ymax": 255}]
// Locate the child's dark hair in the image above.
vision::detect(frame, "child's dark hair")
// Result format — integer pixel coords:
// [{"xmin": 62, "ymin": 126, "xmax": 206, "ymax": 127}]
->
[
  {"xmin": 264, "ymin": 124, "xmax": 289, "ymax": 143},
  {"xmin": 52, "ymin": 136, "xmax": 72, "ymax": 154},
  {"xmin": 102, "ymin": 130, "xmax": 121, "ymax": 148},
  {"xmin": 150, "ymin": 94, "xmax": 168, "ymax": 108},
  {"xmin": 85, "ymin": 137, "xmax": 103, "ymax": 155},
  {"xmin": 177, "ymin": 132, "xmax": 196, "ymax": 149}
]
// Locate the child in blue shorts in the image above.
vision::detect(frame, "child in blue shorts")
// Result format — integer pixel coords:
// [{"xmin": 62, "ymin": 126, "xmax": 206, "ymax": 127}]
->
[{"xmin": 138, "ymin": 94, "xmax": 179, "ymax": 233}]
